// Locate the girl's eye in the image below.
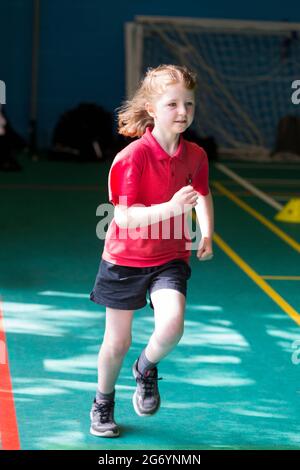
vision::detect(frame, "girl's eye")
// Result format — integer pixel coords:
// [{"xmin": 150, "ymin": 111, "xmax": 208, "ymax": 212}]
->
[{"xmin": 167, "ymin": 102, "xmax": 194, "ymax": 108}]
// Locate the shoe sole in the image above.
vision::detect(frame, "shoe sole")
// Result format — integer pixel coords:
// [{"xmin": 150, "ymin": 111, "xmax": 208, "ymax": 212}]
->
[
  {"xmin": 132, "ymin": 361, "xmax": 161, "ymax": 417},
  {"xmin": 89, "ymin": 426, "xmax": 119, "ymax": 438},
  {"xmin": 89, "ymin": 412, "xmax": 120, "ymax": 438}
]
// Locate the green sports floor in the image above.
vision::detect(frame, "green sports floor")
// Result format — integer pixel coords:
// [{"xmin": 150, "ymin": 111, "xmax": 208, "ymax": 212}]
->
[{"xmin": 0, "ymin": 154, "xmax": 300, "ymax": 450}]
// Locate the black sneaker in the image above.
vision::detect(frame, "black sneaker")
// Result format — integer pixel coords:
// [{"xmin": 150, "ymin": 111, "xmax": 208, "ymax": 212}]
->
[
  {"xmin": 90, "ymin": 399, "xmax": 120, "ymax": 437},
  {"xmin": 132, "ymin": 359, "xmax": 162, "ymax": 417}
]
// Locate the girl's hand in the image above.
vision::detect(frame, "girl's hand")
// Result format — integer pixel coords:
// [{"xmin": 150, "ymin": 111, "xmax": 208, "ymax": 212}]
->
[
  {"xmin": 169, "ymin": 185, "xmax": 199, "ymax": 213},
  {"xmin": 197, "ymin": 237, "xmax": 214, "ymax": 261}
]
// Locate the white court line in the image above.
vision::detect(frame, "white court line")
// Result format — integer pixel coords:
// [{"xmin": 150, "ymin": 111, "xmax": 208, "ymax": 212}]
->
[
  {"xmin": 224, "ymin": 163, "xmax": 300, "ymax": 170},
  {"xmin": 243, "ymin": 179, "xmax": 300, "ymax": 185},
  {"xmin": 224, "ymin": 179, "xmax": 300, "ymax": 186},
  {"xmin": 215, "ymin": 163, "xmax": 283, "ymax": 211}
]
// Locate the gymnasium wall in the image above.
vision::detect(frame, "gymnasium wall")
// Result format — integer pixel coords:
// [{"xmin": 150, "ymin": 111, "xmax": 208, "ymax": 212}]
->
[{"xmin": 0, "ymin": 0, "xmax": 299, "ymax": 147}]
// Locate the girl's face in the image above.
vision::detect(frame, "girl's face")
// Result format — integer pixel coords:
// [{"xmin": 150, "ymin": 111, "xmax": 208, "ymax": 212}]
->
[{"xmin": 147, "ymin": 82, "xmax": 195, "ymax": 135}]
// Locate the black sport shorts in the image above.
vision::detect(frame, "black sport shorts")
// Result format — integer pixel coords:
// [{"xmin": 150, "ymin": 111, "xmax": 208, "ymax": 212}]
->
[{"xmin": 90, "ymin": 258, "xmax": 191, "ymax": 310}]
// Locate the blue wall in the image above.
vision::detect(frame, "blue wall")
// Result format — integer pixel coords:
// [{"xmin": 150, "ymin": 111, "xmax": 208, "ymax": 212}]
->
[
  {"xmin": 1, "ymin": 0, "xmax": 299, "ymax": 147},
  {"xmin": 0, "ymin": 0, "xmax": 33, "ymax": 141}
]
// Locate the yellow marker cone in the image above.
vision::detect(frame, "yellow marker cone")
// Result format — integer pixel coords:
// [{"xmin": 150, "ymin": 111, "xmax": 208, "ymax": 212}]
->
[{"xmin": 275, "ymin": 198, "xmax": 300, "ymax": 223}]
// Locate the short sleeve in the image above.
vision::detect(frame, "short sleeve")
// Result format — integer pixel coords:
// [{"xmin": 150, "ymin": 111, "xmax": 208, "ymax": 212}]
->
[
  {"xmin": 192, "ymin": 148, "xmax": 210, "ymax": 196},
  {"xmin": 108, "ymin": 152, "xmax": 142, "ymax": 207}
]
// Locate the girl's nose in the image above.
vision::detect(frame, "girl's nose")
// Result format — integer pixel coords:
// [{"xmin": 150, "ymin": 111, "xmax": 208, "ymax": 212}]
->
[{"xmin": 178, "ymin": 105, "xmax": 187, "ymax": 115}]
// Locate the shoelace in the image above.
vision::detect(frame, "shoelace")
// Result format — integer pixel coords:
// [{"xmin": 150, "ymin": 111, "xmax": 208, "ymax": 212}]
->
[
  {"xmin": 94, "ymin": 400, "xmax": 114, "ymax": 423},
  {"xmin": 137, "ymin": 373, "xmax": 163, "ymax": 398}
]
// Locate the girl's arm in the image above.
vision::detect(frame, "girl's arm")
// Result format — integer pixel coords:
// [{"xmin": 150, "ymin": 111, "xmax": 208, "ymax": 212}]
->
[
  {"xmin": 114, "ymin": 185, "xmax": 198, "ymax": 229},
  {"xmin": 115, "ymin": 201, "xmax": 174, "ymax": 229},
  {"xmin": 194, "ymin": 189, "xmax": 214, "ymax": 260}
]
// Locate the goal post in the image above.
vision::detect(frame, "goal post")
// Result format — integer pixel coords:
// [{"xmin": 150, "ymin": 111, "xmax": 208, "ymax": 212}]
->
[
  {"xmin": 125, "ymin": 22, "xmax": 144, "ymax": 100},
  {"xmin": 125, "ymin": 16, "xmax": 300, "ymax": 159}
]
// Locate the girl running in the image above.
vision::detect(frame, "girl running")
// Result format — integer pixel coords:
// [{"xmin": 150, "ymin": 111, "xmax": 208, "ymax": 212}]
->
[{"xmin": 90, "ymin": 64, "xmax": 214, "ymax": 437}]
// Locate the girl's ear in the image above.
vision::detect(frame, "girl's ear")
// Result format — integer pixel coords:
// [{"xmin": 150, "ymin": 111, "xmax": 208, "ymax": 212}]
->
[{"xmin": 145, "ymin": 102, "xmax": 156, "ymax": 118}]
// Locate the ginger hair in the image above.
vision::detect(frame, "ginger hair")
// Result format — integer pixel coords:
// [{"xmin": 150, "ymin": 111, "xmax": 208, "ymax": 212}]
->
[{"xmin": 117, "ymin": 64, "xmax": 197, "ymax": 137}]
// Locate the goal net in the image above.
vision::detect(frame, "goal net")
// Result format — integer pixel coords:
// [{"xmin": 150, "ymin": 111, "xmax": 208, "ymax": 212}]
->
[{"xmin": 125, "ymin": 16, "xmax": 300, "ymax": 160}]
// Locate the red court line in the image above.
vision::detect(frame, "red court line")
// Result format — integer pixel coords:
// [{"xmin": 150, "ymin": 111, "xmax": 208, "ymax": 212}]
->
[{"xmin": 0, "ymin": 300, "xmax": 21, "ymax": 450}]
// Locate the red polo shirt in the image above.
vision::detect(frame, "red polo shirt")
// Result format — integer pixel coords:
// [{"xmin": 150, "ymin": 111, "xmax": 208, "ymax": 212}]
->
[{"xmin": 102, "ymin": 127, "xmax": 209, "ymax": 267}]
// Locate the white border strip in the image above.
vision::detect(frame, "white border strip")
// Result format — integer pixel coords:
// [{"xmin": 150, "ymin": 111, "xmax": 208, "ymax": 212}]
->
[{"xmin": 215, "ymin": 163, "xmax": 283, "ymax": 211}]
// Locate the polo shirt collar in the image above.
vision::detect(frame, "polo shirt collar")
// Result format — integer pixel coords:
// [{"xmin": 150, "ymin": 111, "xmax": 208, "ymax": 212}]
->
[{"xmin": 142, "ymin": 127, "xmax": 185, "ymax": 160}]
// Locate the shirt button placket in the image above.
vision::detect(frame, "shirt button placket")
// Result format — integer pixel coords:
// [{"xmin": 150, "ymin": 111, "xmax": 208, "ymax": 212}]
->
[
  {"xmin": 171, "ymin": 159, "xmax": 175, "ymax": 183},
  {"xmin": 166, "ymin": 158, "xmax": 171, "ymax": 192}
]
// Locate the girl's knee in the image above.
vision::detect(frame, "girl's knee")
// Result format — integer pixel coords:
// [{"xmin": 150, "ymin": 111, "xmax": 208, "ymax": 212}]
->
[
  {"xmin": 102, "ymin": 335, "xmax": 132, "ymax": 357},
  {"xmin": 155, "ymin": 322, "xmax": 184, "ymax": 347}
]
